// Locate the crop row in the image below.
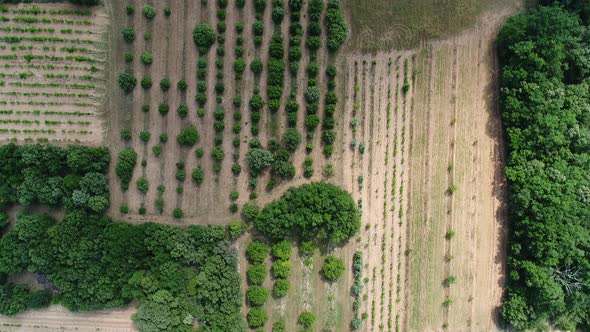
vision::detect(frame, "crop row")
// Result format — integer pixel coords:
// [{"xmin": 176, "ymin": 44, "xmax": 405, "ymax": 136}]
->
[
  {"xmin": 0, "ymin": 26, "xmax": 93, "ymax": 35},
  {"xmin": 0, "ymin": 91, "xmax": 91, "ymax": 98},
  {"xmin": 0, "ymin": 35, "xmax": 94, "ymax": 44},
  {"xmin": 1, "ymin": 15, "xmax": 92, "ymax": 25},
  {"xmin": 0, "ymin": 128, "xmax": 91, "ymax": 134},
  {"xmin": 4, "ymin": 81, "xmax": 95, "ymax": 89},
  {"xmin": 3, "ymin": 63, "xmax": 98, "ymax": 72},
  {"xmin": 0, "ymin": 109, "xmax": 93, "ymax": 116},
  {"xmin": 0, "ymin": 6, "xmax": 93, "ymax": 16},
  {"xmin": 0, "ymin": 72, "xmax": 94, "ymax": 80},
  {"xmin": 0, "ymin": 118, "xmax": 90, "ymax": 125},
  {"xmin": 0, "ymin": 53, "xmax": 96, "ymax": 63}
]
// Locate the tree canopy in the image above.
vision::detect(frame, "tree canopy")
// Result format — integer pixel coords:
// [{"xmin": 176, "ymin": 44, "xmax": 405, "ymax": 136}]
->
[
  {"xmin": 497, "ymin": 5, "xmax": 590, "ymax": 331},
  {"xmin": 254, "ymin": 182, "xmax": 360, "ymax": 243}
]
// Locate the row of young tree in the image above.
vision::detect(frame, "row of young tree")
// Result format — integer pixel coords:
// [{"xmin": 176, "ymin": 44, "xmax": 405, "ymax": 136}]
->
[{"xmin": 498, "ymin": 3, "xmax": 590, "ymax": 331}]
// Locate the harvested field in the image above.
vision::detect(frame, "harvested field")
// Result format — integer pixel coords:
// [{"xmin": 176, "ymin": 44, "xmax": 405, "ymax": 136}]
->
[
  {"xmin": 0, "ymin": 3, "xmax": 107, "ymax": 145},
  {"xmin": 0, "ymin": 305, "xmax": 135, "ymax": 332}
]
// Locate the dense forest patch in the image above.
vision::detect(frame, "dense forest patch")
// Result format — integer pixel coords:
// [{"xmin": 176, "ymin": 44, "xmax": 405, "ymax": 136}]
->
[
  {"xmin": 0, "ymin": 145, "xmax": 244, "ymax": 332},
  {"xmin": 498, "ymin": 4, "xmax": 590, "ymax": 331}
]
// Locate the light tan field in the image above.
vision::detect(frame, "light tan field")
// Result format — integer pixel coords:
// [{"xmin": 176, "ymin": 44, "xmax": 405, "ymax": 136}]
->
[{"xmin": 0, "ymin": 3, "xmax": 107, "ymax": 145}]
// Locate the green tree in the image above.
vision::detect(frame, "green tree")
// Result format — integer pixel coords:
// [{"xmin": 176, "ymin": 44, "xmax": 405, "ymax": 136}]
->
[{"xmin": 322, "ymin": 256, "xmax": 345, "ymax": 281}]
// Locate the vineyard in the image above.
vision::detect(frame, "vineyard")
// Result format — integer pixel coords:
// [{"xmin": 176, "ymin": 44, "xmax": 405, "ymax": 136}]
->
[{"xmin": 0, "ymin": 3, "xmax": 107, "ymax": 145}]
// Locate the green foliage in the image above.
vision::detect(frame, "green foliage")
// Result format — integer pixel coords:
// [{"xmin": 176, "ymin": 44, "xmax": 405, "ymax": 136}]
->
[
  {"xmin": 176, "ymin": 127, "xmax": 199, "ymax": 146},
  {"xmin": 246, "ymin": 148, "xmax": 274, "ymax": 177},
  {"xmin": 298, "ymin": 311, "xmax": 316, "ymax": 328},
  {"xmin": 158, "ymin": 103, "xmax": 169, "ymax": 116},
  {"xmin": 142, "ymin": 4, "xmax": 156, "ymax": 19},
  {"xmin": 246, "ymin": 286, "xmax": 269, "ymax": 306},
  {"xmin": 250, "ymin": 58, "xmax": 263, "ymax": 74},
  {"xmin": 117, "ymin": 70, "xmax": 136, "ymax": 93},
  {"xmin": 136, "ymin": 176, "xmax": 149, "ymax": 194},
  {"xmin": 139, "ymin": 130, "xmax": 150, "ymax": 143},
  {"xmin": 247, "ymin": 307, "xmax": 268, "ymax": 328},
  {"xmin": 116, "ymin": 148, "xmax": 137, "ymax": 190},
  {"xmin": 325, "ymin": 0, "xmax": 348, "ymax": 51},
  {"xmin": 271, "ymin": 240, "xmax": 292, "ymax": 261},
  {"xmin": 247, "ymin": 264, "xmax": 266, "ymax": 285},
  {"xmin": 140, "ymin": 51, "xmax": 153, "ymax": 65},
  {"xmin": 322, "ymin": 255, "xmax": 345, "ymax": 281},
  {"xmin": 283, "ymin": 128, "xmax": 301, "ymax": 152},
  {"xmin": 193, "ymin": 23, "xmax": 216, "ymax": 53},
  {"xmin": 121, "ymin": 27, "xmax": 135, "ymax": 43},
  {"xmin": 255, "ymin": 182, "xmax": 360, "ymax": 243},
  {"xmin": 172, "ymin": 208, "xmax": 183, "ymax": 219},
  {"xmin": 160, "ymin": 78, "xmax": 170, "ymax": 91},
  {"xmin": 271, "ymin": 261, "xmax": 291, "ymax": 279},
  {"xmin": 163, "ymin": 7, "xmax": 171, "ymax": 16},
  {"xmin": 191, "ymin": 167, "xmax": 204, "ymax": 186},
  {"xmin": 242, "ymin": 202, "xmax": 260, "ymax": 223},
  {"xmin": 299, "ymin": 240, "xmax": 316, "ymax": 256},
  {"xmin": 246, "ymin": 241, "xmax": 269, "ymax": 264},
  {"xmin": 176, "ymin": 105, "xmax": 188, "ymax": 118},
  {"xmin": 0, "ymin": 182, "xmax": 245, "ymax": 331},
  {"xmin": 140, "ymin": 76, "xmax": 152, "ymax": 90},
  {"xmin": 0, "ymin": 284, "xmax": 50, "ymax": 316},
  {"xmin": 497, "ymin": 5, "xmax": 590, "ymax": 330},
  {"xmin": 272, "ymin": 279, "xmax": 290, "ymax": 298}
]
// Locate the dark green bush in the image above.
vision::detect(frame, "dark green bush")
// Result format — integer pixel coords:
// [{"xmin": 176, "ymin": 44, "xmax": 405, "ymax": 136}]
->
[
  {"xmin": 121, "ymin": 27, "xmax": 135, "ymax": 43},
  {"xmin": 322, "ymin": 255, "xmax": 345, "ymax": 281},
  {"xmin": 193, "ymin": 23, "xmax": 216, "ymax": 53},
  {"xmin": 247, "ymin": 264, "xmax": 266, "ymax": 285},
  {"xmin": 117, "ymin": 70, "xmax": 136, "ymax": 93}
]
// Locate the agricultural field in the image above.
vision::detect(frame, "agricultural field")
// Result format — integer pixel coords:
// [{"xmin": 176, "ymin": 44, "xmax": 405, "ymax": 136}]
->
[
  {"xmin": 3, "ymin": 0, "xmax": 570, "ymax": 331},
  {"xmin": 106, "ymin": 0, "xmax": 344, "ymax": 225},
  {"xmin": 0, "ymin": 3, "xmax": 107, "ymax": 145}
]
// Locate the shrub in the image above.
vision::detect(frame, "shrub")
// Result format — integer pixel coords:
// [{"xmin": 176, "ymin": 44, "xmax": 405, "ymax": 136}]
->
[
  {"xmin": 160, "ymin": 78, "xmax": 170, "ymax": 91},
  {"xmin": 273, "ymin": 279, "xmax": 290, "ymax": 298},
  {"xmin": 298, "ymin": 311, "xmax": 316, "ymax": 328},
  {"xmin": 126, "ymin": 4, "xmax": 134, "ymax": 15},
  {"xmin": 211, "ymin": 147, "xmax": 224, "ymax": 162},
  {"xmin": 242, "ymin": 202, "xmax": 260, "ymax": 222},
  {"xmin": 140, "ymin": 76, "xmax": 152, "ymax": 89},
  {"xmin": 172, "ymin": 208, "xmax": 183, "ymax": 219},
  {"xmin": 193, "ymin": 23, "xmax": 216, "ymax": 53},
  {"xmin": 305, "ymin": 115, "xmax": 320, "ymax": 130},
  {"xmin": 271, "ymin": 261, "xmax": 291, "ymax": 279},
  {"xmin": 246, "ymin": 241, "xmax": 269, "ymax": 264},
  {"xmin": 115, "ymin": 148, "xmax": 137, "ymax": 190},
  {"xmin": 250, "ymin": 58, "xmax": 263, "ymax": 74},
  {"xmin": 176, "ymin": 105, "xmax": 188, "ymax": 118},
  {"xmin": 175, "ymin": 169, "xmax": 185, "ymax": 181},
  {"xmin": 117, "ymin": 70, "xmax": 136, "ymax": 93},
  {"xmin": 163, "ymin": 7, "xmax": 171, "ymax": 16},
  {"xmin": 234, "ymin": 59, "xmax": 246, "ymax": 79},
  {"xmin": 304, "ymin": 86, "xmax": 320, "ymax": 104},
  {"xmin": 124, "ymin": 52, "xmax": 133, "ymax": 62},
  {"xmin": 299, "ymin": 240, "xmax": 316, "ymax": 256},
  {"xmin": 246, "ymin": 286, "xmax": 269, "ymax": 306},
  {"xmin": 246, "ymin": 148, "xmax": 274, "ymax": 177},
  {"xmin": 122, "ymin": 27, "xmax": 135, "ymax": 43},
  {"xmin": 177, "ymin": 79, "xmax": 187, "ymax": 91},
  {"xmin": 177, "ymin": 127, "xmax": 199, "ymax": 146},
  {"xmin": 195, "ymin": 148, "xmax": 204, "ymax": 158},
  {"xmin": 283, "ymin": 128, "xmax": 301, "ymax": 152},
  {"xmin": 322, "ymin": 256, "xmax": 345, "ymax": 281},
  {"xmin": 142, "ymin": 4, "xmax": 156, "ymax": 19},
  {"xmin": 136, "ymin": 176, "xmax": 149, "ymax": 194},
  {"xmin": 326, "ymin": 1, "xmax": 348, "ymax": 51},
  {"xmin": 271, "ymin": 240, "xmax": 292, "ymax": 261},
  {"xmin": 140, "ymin": 51, "xmax": 153, "ymax": 65},
  {"xmin": 192, "ymin": 167, "xmax": 204, "ymax": 185},
  {"xmin": 247, "ymin": 264, "xmax": 266, "ymax": 285},
  {"xmin": 232, "ymin": 163, "xmax": 241, "ymax": 175},
  {"xmin": 139, "ymin": 130, "xmax": 150, "ymax": 143},
  {"xmin": 143, "ymin": 31, "xmax": 152, "ymax": 41},
  {"xmin": 120, "ymin": 128, "xmax": 132, "ymax": 141},
  {"xmin": 247, "ymin": 307, "xmax": 268, "ymax": 328},
  {"xmin": 229, "ymin": 191, "xmax": 239, "ymax": 201},
  {"xmin": 142, "ymin": 104, "xmax": 150, "ymax": 113},
  {"xmin": 152, "ymin": 145, "xmax": 161, "ymax": 157},
  {"xmin": 158, "ymin": 104, "xmax": 169, "ymax": 115}
]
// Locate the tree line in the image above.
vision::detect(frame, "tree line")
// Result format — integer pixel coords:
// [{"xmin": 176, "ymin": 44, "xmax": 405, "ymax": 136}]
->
[{"xmin": 498, "ymin": 3, "xmax": 590, "ymax": 330}]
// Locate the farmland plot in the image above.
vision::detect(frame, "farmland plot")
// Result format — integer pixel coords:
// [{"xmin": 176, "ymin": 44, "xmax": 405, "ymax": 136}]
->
[
  {"xmin": 0, "ymin": 3, "xmax": 107, "ymax": 145},
  {"xmin": 107, "ymin": 0, "xmax": 343, "ymax": 225}
]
